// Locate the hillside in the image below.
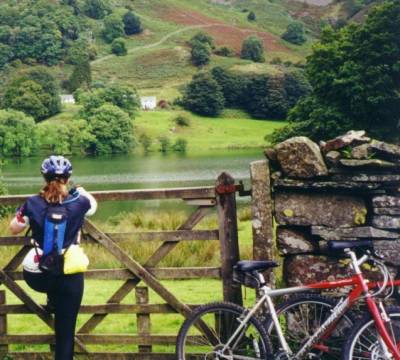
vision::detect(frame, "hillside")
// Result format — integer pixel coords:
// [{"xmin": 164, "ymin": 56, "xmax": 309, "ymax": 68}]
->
[{"xmin": 0, "ymin": 0, "xmax": 381, "ymax": 101}]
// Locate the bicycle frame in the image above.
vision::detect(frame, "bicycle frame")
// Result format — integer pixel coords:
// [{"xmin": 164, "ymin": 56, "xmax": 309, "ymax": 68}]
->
[{"xmin": 249, "ymin": 250, "xmax": 400, "ymax": 359}]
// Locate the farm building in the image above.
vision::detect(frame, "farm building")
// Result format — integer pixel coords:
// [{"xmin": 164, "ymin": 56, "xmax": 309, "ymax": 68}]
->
[
  {"xmin": 140, "ymin": 96, "xmax": 157, "ymax": 110},
  {"xmin": 60, "ymin": 94, "xmax": 75, "ymax": 104}
]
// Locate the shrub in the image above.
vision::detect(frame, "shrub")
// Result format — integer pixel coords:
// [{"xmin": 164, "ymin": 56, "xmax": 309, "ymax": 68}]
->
[
  {"xmin": 172, "ymin": 138, "xmax": 187, "ymax": 152},
  {"xmin": 191, "ymin": 41, "xmax": 211, "ymax": 66},
  {"xmin": 247, "ymin": 11, "xmax": 256, "ymax": 21},
  {"xmin": 0, "ymin": 109, "xmax": 38, "ymax": 156},
  {"xmin": 123, "ymin": 11, "xmax": 143, "ymax": 35},
  {"xmin": 174, "ymin": 115, "xmax": 190, "ymax": 127},
  {"xmin": 111, "ymin": 38, "xmax": 127, "ymax": 56},
  {"xmin": 139, "ymin": 133, "xmax": 151, "ymax": 153},
  {"xmin": 281, "ymin": 22, "xmax": 306, "ymax": 45},
  {"xmin": 158, "ymin": 136, "xmax": 170, "ymax": 152},
  {"xmin": 240, "ymin": 35, "xmax": 265, "ymax": 62},
  {"xmin": 189, "ymin": 32, "xmax": 215, "ymax": 49},
  {"xmin": 214, "ymin": 46, "xmax": 235, "ymax": 57},
  {"xmin": 102, "ymin": 13, "xmax": 125, "ymax": 43},
  {"xmin": 83, "ymin": 0, "xmax": 111, "ymax": 19}
]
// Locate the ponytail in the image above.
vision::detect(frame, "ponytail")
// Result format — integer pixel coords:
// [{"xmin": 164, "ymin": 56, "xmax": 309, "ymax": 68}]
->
[{"xmin": 40, "ymin": 178, "xmax": 68, "ymax": 204}]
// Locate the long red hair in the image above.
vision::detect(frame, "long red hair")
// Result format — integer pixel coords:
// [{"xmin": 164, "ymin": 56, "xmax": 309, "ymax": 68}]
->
[{"xmin": 40, "ymin": 178, "xmax": 69, "ymax": 204}]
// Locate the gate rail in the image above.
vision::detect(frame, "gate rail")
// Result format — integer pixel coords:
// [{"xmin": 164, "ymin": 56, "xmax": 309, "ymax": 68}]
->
[{"xmin": 0, "ymin": 172, "xmax": 243, "ymax": 359}]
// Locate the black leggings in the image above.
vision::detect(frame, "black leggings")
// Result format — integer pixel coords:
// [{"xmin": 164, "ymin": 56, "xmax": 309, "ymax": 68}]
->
[{"xmin": 23, "ymin": 271, "xmax": 84, "ymax": 360}]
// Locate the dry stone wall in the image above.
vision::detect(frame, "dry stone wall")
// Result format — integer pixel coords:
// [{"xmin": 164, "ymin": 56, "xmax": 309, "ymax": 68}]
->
[{"xmin": 265, "ymin": 131, "xmax": 400, "ymax": 287}]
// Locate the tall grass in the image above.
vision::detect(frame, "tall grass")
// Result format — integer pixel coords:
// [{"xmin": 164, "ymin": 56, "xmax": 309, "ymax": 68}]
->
[{"xmin": 0, "ymin": 207, "xmax": 253, "ymax": 270}]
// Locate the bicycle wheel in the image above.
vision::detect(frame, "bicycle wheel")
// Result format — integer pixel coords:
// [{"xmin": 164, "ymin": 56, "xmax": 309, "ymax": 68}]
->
[
  {"xmin": 342, "ymin": 306, "xmax": 400, "ymax": 360},
  {"xmin": 176, "ymin": 302, "xmax": 271, "ymax": 360},
  {"xmin": 265, "ymin": 294, "xmax": 355, "ymax": 360}
]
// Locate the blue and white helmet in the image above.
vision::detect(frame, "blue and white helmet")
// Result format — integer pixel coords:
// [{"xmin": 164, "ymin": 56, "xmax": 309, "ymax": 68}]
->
[{"xmin": 41, "ymin": 155, "xmax": 72, "ymax": 180}]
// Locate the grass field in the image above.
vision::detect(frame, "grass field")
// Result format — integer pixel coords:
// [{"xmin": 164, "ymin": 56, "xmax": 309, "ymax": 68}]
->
[
  {"xmin": 45, "ymin": 107, "xmax": 286, "ymax": 153},
  {"xmin": 134, "ymin": 109, "xmax": 285, "ymax": 152}
]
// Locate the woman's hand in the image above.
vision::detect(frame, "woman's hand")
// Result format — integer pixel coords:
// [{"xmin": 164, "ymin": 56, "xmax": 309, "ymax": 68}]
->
[{"xmin": 9, "ymin": 212, "xmax": 29, "ymax": 234}]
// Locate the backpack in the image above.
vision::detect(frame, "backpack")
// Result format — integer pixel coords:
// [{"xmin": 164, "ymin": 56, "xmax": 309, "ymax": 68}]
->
[{"xmin": 38, "ymin": 192, "xmax": 80, "ymax": 275}]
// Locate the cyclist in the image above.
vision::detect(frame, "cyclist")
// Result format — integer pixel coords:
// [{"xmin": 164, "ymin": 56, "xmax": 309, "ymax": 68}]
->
[{"xmin": 9, "ymin": 155, "xmax": 97, "ymax": 360}]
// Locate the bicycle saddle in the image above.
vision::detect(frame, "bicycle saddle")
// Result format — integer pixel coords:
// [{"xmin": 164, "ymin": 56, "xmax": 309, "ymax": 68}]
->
[
  {"xmin": 234, "ymin": 260, "xmax": 279, "ymax": 273},
  {"xmin": 327, "ymin": 239, "xmax": 373, "ymax": 253}
]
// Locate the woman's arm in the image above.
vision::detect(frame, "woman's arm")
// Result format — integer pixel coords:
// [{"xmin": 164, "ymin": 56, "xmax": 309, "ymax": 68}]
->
[{"xmin": 76, "ymin": 186, "xmax": 98, "ymax": 216}]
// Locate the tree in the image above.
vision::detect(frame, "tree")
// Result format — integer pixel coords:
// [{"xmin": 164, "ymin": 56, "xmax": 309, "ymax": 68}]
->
[
  {"xmin": 211, "ymin": 67, "xmax": 249, "ymax": 108},
  {"xmin": 241, "ymin": 35, "xmax": 265, "ymax": 62},
  {"xmin": 78, "ymin": 86, "xmax": 140, "ymax": 117},
  {"xmin": 66, "ymin": 39, "xmax": 94, "ymax": 65},
  {"xmin": 0, "ymin": 109, "xmax": 37, "ymax": 156},
  {"xmin": 2, "ymin": 68, "xmax": 61, "ymax": 121},
  {"xmin": 111, "ymin": 38, "xmax": 127, "ymax": 56},
  {"xmin": 68, "ymin": 60, "xmax": 92, "ymax": 92},
  {"xmin": 123, "ymin": 11, "xmax": 143, "ymax": 35},
  {"xmin": 102, "ymin": 13, "xmax": 125, "ymax": 43},
  {"xmin": 0, "ymin": 44, "xmax": 12, "ymax": 69},
  {"xmin": 247, "ymin": 11, "xmax": 256, "ymax": 21},
  {"xmin": 282, "ymin": 22, "xmax": 306, "ymax": 45},
  {"xmin": 87, "ymin": 105, "xmax": 134, "ymax": 155},
  {"xmin": 191, "ymin": 41, "xmax": 211, "ymax": 66},
  {"xmin": 182, "ymin": 72, "xmax": 225, "ymax": 116},
  {"xmin": 82, "ymin": 0, "xmax": 111, "ymax": 19},
  {"xmin": 270, "ymin": 1, "xmax": 400, "ymax": 143},
  {"xmin": 189, "ymin": 32, "xmax": 215, "ymax": 50}
]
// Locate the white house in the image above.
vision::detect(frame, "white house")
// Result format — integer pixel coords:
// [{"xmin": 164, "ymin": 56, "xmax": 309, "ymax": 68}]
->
[
  {"xmin": 140, "ymin": 96, "xmax": 157, "ymax": 110},
  {"xmin": 60, "ymin": 94, "xmax": 75, "ymax": 104}
]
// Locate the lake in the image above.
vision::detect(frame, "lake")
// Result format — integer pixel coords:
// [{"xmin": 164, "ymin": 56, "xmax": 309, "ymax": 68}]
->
[{"xmin": 2, "ymin": 149, "xmax": 264, "ymax": 219}]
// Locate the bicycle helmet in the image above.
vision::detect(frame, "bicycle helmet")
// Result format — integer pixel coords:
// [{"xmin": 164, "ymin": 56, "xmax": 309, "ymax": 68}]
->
[{"xmin": 41, "ymin": 155, "xmax": 72, "ymax": 181}]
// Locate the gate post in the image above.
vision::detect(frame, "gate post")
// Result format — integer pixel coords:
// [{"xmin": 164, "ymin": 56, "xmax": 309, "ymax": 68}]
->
[
  {"xmin": 0, "ymin": 290, "xmax": 8, "ymax": 356},
  {"xmin": 250, "ymin": 160, "xmax": 275, "ymax": 287},
  {"xmin": 216, "ymin": 172, "xmax": 243, "ymax": 306}
]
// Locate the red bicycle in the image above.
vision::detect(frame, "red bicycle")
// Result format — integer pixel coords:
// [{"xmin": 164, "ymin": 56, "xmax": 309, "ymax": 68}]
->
[{"xmin": 176, "ymin": 240, "xmax": 400, "ymax": 360}]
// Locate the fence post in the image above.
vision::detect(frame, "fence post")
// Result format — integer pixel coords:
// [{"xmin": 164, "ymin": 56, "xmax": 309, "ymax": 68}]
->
[
  {"xmin": 250, "ymin": 160, "xmax": 275, "ymax": 287},
  {"xmin": 135, "ymin": 287, "xmax": 152, "ymax": 353},
  {"xmin": 216, "ymin": 172, "xmax": 243, "ymax": 306},
  {"xmin": 0, "ymin": 290, "xmax": 8, "ymax": 356}
]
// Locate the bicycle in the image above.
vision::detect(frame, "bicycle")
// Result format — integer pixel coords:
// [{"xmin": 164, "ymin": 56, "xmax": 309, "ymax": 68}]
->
[{"xmin": 175, "ymin": 239, "xmax": 400, "ymax": 360}]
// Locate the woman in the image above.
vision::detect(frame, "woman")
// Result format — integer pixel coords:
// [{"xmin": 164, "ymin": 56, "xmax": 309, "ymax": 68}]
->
[{"xmin": 10, "ymin": 155, "xmax": 97, "ymax": 360}]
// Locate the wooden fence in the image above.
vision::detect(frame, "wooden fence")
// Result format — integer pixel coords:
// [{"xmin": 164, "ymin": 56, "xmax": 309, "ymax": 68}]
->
[{"xmin": 0, "ymin": 172, "xmax": 250, "ymax": 359}]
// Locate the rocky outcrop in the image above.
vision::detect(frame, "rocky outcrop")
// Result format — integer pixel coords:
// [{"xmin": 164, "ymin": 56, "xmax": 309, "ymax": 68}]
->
[{"xmin": 275, "ymin": 137, "xmax": 328, "ymax": 178}]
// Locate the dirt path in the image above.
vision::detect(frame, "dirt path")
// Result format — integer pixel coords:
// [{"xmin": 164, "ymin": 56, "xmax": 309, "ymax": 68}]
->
[{"xmin": 91, "ymin": 23, "xmax": 223, "ymax": 65}]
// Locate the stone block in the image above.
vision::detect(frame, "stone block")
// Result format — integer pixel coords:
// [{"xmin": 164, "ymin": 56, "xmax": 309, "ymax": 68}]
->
[
  {"xmin": 369, "ymin": 141, "xmax": 400, "ymax": 160},
  {"xmin": 373, "ymin": 196, "xmax": 400, "ymax": 208},
  {"xmin": 311, "ymin": 226, "xmax": 399, "ymax": 240},
  {"xmin": 374, "ymin": 240, "xmax": 400, "ymax": 266},
  {"xmin": 284, "ymin": 255, "xmax": 396, "ymax": 287},
  {"xmin": 373, "ymin": 216, "xmax": 400, "ymax": 230},
  {"xmin": 339, "ymin": 159, "xmax": 398, "ymax": 169},
  {"xmin": 275, "ymin": 193, "xmax": 367, "ymax": 227},
  {"xmin": 321, "ymin": 130, "xmax": 370, "ymax": 153},
  {"xmin": 275, "ymin": 137, "xmax": 328, "ymax": 179},
  {"xmin": 277, "ymin": 227, "xmax": 315, "ymax": 255}
]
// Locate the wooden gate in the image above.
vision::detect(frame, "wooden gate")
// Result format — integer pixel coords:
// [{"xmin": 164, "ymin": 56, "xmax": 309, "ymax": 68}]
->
[{"xmin": 0, "ymin": 172, "xmax": 243, "ymax": 359}]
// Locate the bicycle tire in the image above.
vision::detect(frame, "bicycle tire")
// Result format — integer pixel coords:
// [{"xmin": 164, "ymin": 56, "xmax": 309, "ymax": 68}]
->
[
  {"xmin": 264, "ymin": 293, "xmax": 356, "ymax": 360},
  {"xmin": 342, "ymin": 306, "xmax": 400, "ymax": 360},
  {"xmin": 176, "ymin": 301, "xmax": 272, "ymax": 360}
]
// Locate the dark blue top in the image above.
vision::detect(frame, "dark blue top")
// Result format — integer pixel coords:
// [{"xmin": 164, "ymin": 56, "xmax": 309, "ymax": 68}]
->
[{"xmin": 20, "ymin": 194, "xmax": 91, "ymax": 249}]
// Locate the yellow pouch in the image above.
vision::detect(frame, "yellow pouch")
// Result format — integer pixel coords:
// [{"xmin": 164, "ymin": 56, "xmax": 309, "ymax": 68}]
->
[{"xmin": 63, "ymin": 245, "xmax": 89, "ymax": 275}]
